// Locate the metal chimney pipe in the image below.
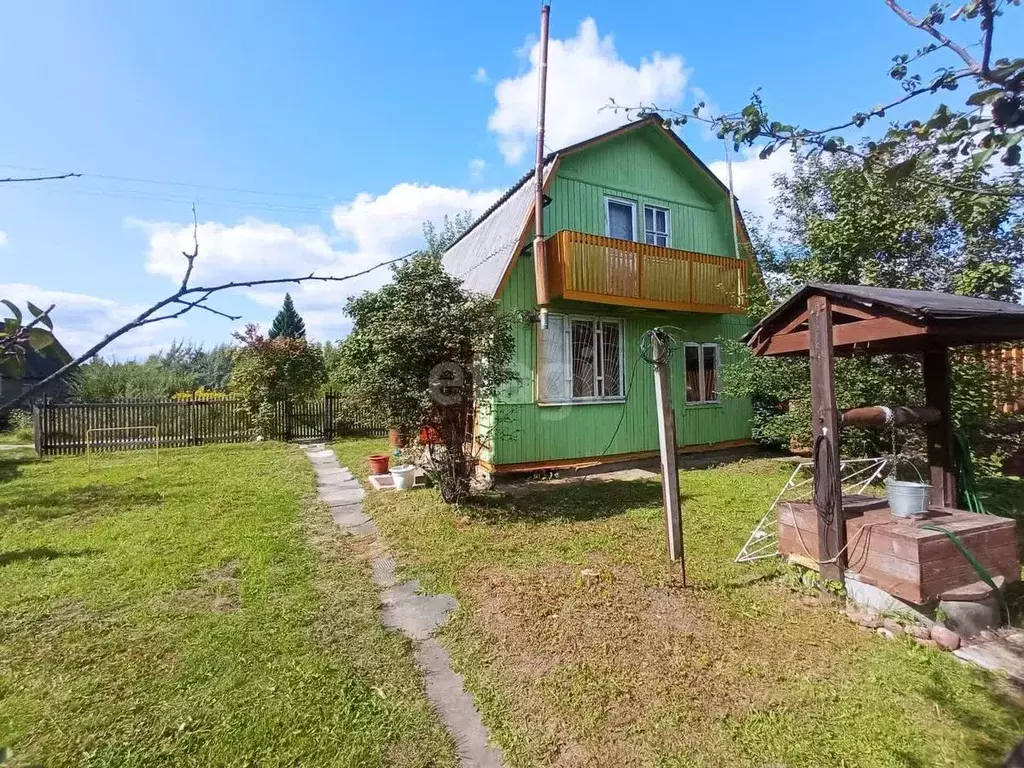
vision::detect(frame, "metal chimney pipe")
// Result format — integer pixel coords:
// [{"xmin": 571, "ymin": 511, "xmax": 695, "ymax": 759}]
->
[{"xmin": 533, "ymin": 4, "xmax": 552, "ymax": 324}]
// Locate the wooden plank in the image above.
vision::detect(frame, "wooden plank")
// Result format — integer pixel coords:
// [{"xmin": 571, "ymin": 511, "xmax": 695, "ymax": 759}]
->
[
  {"xmin": 763, "ymin": 316, "xmax": 930, "ymax": 355},
  {"xmin": 923, "ymin": 350, "xmax": 957, "ymax": 508},
  {"xmin": 808, "ymin": 295, "xmax": 845, "ymax": 582}
]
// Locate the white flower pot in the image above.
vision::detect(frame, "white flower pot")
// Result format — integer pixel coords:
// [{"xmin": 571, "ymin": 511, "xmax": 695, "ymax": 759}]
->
[{"xmin": 390, "ymin": 464, "xmax": 417, "ymax": 491}]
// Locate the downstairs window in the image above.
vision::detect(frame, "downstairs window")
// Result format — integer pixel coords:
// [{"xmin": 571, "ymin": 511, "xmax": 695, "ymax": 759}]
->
[{"xmin": 537, "ymin": 315, "xmax": 624, "ymax": 403}]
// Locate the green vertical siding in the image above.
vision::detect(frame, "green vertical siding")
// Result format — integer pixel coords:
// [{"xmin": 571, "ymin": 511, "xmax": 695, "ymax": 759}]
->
[
  {"xmin": 545, "ymin": 128, "xmax": 735, "ymax": 257},
  {"xmin": 492, "ymin": 258, "xmax": 753, "ymax": 467},
  {"xmin": 487, "ymin": 123, "xmax": 753, "ymax": 468}
]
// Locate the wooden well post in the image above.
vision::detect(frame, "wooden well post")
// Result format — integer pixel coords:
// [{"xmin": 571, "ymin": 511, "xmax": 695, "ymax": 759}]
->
[{"xmin": 808, "ymin": 295, "xmax": 845, "ymax": 581}]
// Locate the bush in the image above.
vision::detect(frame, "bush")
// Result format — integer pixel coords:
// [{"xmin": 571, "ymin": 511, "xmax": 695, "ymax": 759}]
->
[{"xmin": 229, "ymin": 325, "xmax": 325, "ymax": 438}]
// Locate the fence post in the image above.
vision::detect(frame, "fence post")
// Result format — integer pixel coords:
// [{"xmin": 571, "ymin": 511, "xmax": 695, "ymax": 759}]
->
[
  {"xmin": 284, "ymin": 397, "xmax": 292, "ymax": 442},
  {"xmin": 191, "ymin": 392, "xmax": 200, "ymax": 446},
  {"xmin": 324, "ymin": 393, "xmax": 333, "ymax": 442},
  {"xmin": 32, "ymin": 401, "xmax": 42, "ymax": 455}
]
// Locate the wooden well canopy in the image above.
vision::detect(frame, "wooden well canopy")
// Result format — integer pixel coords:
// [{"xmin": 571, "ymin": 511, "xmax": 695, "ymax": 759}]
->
[
  {"xmin": 744, "ymin": 283, "xmax": 1024, "ymax": 357},
  {"xmin": 742, "ymin": 283, "xmax": 1024, "ymax": 584}
]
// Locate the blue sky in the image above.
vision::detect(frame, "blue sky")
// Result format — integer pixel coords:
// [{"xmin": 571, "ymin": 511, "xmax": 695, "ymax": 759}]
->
[{"xmin": 2, "ymin": 1, "xmax": 1019, "ymax": 358}]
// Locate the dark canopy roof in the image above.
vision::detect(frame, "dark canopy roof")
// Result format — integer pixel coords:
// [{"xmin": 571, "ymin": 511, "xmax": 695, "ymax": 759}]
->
[{"xmin": 745, "ymin": 283, "xmax": 1024, "ymax": 356}]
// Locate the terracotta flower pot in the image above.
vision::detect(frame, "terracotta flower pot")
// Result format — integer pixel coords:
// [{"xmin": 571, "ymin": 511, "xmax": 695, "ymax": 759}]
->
[
  {"xmin": 388, "ymin": 428, "xmax": 407, "ymax": 449},
  {"xmin": 369, "ymin": 453, "xmax": 390, "ymax": 475}
]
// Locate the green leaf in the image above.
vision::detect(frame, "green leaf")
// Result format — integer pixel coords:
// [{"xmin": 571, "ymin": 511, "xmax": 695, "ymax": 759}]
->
[
  {"xmin": 884, "ymin": 154, "xmax": 919, "ymax": 183},
  {"xmin": 972, "ymin": 146, "xmax": 996, "ymax": 170},
  {"xmin": 25, "ymin": 301, "xmax": 53, "ymax": 330},
  {"xmin": 26, "ymin": 327, "xmax": 55, "ymax": 351},
  {"xmin": 1, "ymin": 300, "xmax": 22, "ymax": 324},
  {"xmin": 967, "ymin": 87, "xmax": 1003, "ymax": 106}
]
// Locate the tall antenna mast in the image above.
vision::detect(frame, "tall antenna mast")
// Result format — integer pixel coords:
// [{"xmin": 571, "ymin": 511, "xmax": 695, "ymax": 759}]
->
[
  {"xmin": 723, "ymin": 139, "xmax": 745, "ymax": 303},
  {"xmin": 533, "ymin": 4, "xmax": 552, "ymax": 328},
  {"xmin": 723, "ymin": 139, "xmax": 742, "ymax": 261}
]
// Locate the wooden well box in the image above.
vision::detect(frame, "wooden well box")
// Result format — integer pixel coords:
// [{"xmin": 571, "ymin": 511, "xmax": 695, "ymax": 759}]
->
[{"xmin": 778, "ymin": 498, "xmax": 1020, "ymax": 604}]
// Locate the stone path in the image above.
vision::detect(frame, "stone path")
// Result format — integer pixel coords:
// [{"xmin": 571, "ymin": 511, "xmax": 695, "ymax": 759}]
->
[{"xmin": 304, "ymin": 445, "xmax": 503, "ymax": 768}]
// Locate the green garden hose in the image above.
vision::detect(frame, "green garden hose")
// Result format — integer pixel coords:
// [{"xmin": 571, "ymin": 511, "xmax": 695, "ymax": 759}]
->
[
  {"xmin": 953, "ymin": 430, "xmax": 986, "ymax": 514},
  {"xmin": 921, "ymin": 523, "xmax": 1008, "ymax": 624}
]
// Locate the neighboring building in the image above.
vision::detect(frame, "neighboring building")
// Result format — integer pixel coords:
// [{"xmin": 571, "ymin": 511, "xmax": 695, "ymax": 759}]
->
[
  {"xmin": 0, "ymin": 347, "xmax": 69, "ymax": 406},
  {"xmin": 442, "ymin": 115, "xmax": 757, "ymax": 474}
]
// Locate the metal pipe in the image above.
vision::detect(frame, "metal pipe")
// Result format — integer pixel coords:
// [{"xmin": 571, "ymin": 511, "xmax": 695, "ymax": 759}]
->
[
  {"xmin": 532, "ymin": 4, "xmax": 552, "ymax": 308},
  {"xmin": 840, "ymin": 405, "xmax": 942, "ymax": 428}
]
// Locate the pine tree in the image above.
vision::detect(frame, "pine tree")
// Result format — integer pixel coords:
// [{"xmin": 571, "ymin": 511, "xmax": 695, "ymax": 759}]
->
[{"xmin": 268, "ymin": 293, "xmax": 307, "ymax": 339}]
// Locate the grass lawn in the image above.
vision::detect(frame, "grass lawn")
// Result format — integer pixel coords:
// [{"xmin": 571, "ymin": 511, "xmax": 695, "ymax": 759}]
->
[
  {"xmin": 334, "ymin": 437, "xmax": 1024, "ymax": 768},
  {"xmin": 0, "ymin": 442, "xmax": 455, "ymax": 767}
]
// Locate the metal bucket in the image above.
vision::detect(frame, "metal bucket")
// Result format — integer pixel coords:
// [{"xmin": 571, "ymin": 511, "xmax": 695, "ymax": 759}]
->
[{"xmin": 885, "ymin": 478, "xmax": 931, "ymax": 518}]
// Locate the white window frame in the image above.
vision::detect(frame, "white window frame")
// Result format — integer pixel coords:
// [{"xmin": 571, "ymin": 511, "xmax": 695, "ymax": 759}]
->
[
  {"xmin": 537, "ymin": 313, "xmax": 626, "ymax": 405},
  {"xmin": 643, "ymin": 204, "xmax": 671, "ymax": 247},
  {"xmin": 604, "ymin": 196, "xmax": 638, "ymax": 242},
  {"xmin": 683, "ymin": 342, "xmax": 721, "ymax": 405}
]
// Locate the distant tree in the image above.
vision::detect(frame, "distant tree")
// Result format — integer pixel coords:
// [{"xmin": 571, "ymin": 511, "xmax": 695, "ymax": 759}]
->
[
  {"xmin": 229, "ymin": 324, "xmax": 325, "ymax": 437},
  {"xmin": 723, "ymin": 153, "xmax": 1023, "ymax": 469},
  {"xmin": 268, "ymin": 293, "xmax": 306, "ymax": 339},
  {"xmin": 72, "ymin": 358, "xmax": 196, "ymax": 401},
  {"xmin": 422, "ymin": 212, "xmax": 475, "ymax": 258}
]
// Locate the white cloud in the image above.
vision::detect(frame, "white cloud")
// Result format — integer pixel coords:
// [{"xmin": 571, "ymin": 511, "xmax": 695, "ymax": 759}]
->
[
  {"xmin": 135, "ymin": 182, "xmax": 501, "ymax": 343},
  {"xmin": 473, "ymin": 66, "xmax": 489, "ymax": 83},
  {"xmin": 0, "ymin": 282, "xmax": 184, "ymax": 360},
  {"xmin": 468, "ymin": 158, "xmax": 486, "ymax": 180},
  {"xmin": 488, "ymin": 18, "xmax": 688, "ymax": 164},
  {"xmin": 708, "ymin": 147, "xmax": 795, "ymax": 224},
  {"xmin": 0, "ymin": 231, "xmax": 7, "ymax": 248}
]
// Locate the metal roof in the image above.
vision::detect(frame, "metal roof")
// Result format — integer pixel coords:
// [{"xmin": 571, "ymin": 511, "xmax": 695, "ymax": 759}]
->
[
  {"xmin": 744, "ymin": 282, "xmax": 1024, "ymax": 354},
  {"xmin": 440, "ymin": 160, "xmax": 553, "ymax": 296}
]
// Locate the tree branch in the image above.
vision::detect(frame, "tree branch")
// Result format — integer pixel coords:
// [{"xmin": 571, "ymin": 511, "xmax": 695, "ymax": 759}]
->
[
  {"xmin": 885, "ymin": 0, "xmax": 981, "ymax": 73},
  {"xmin": 180, "ymin": 203, "xmax": 199, "ymax": 290},
  {"xmin": 979, "ymin": 0, "xmax": 995, "ymax": 74},
  {"xmin": 0, "ymin": 173, "xmax": 81, "ymax": 183},
  {"xmin": 0, "ymin": 249, "xmax": 416, "ymax": 415}
]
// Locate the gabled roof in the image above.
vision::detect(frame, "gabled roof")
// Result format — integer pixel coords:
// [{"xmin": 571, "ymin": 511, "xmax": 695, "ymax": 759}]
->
[
  {"xmin": 441, "ymin": 114, "xmax": 747, "ymax": 298},
  {"xmin": 744, "ymin": 282, "xmax": 1024, "ymax": 356}
]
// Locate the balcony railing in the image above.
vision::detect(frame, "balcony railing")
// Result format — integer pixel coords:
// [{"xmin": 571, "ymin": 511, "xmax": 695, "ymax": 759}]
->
[{"xmin": 545, "ymin": 230, "xmax": 747, "ymax": 313}]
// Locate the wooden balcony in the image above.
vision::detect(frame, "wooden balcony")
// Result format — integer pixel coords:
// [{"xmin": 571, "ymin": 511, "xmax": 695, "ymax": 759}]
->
[{"xmin": 545, "ymin": 230, "xmax": 748, "ymax": 314}]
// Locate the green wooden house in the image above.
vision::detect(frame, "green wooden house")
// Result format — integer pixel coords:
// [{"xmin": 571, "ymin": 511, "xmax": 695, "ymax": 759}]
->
[{"xmin": 442, "ymin": 116, "xmax": 757, "ymax": 475}]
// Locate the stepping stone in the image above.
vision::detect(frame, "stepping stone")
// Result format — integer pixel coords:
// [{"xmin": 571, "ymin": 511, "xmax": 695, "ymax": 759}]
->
[
  {"xmin": 318, "ymin": 479, "xmax": 362, "ymax": 492},
  {"xmin": 315, "ymin": 467, "xmax": 353, "ymax": 481},
  {"xmin": 321, "ymin": 488, "xmax": 364, "ymax": 506},
  {"xmin": 348, "ymin": 519, "xmax": 378, "ymax": 536},
  {"xmin": 371, "ymin": 555, "xmax": 398, "ymax": 589},
  {"xmin": 332, "ymin": 508, "xmax": 371, "ymax": 528},
  {"xmin": 305, "ymin": 449, "xmax": 335, "ymax": 460},
  {"xmin": 379, "ymin": 579, "xmax": 458, "ymax": 640}
]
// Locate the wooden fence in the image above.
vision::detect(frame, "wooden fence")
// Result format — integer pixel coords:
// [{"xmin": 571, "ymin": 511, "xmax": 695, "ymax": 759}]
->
[
  {"xmin": 989, "ymin": 344, "xmax": 1024, "ymax": 414},
  {"xmin": 32, "ymin": 394, "xmax": 387, "ymax": 456}
]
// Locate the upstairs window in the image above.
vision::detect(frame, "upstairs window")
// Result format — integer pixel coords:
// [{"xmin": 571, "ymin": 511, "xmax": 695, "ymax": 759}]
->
[
  {"xmin": 644, "ymin": 205, "xmax": 670, "ymax": 247},
  {"xmin": 605, "ymin": 197, "xmax": 636, "ymax": 242},
  {"xmin": 537, "ymin": 314, "xmax": 624, "ymax": 404},
  {"xmin": 684, "ymin": 343, "xmax": 720, "ymax": 404}
]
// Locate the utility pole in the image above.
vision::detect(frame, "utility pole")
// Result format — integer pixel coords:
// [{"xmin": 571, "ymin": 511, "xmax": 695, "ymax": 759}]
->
[
  {"xmin": 651, "ymin": 329, "xmax": 686, "ymax": 584},
  {"xmin": 533, "ymin": 4, "xmax": 552, "ymax": 328}
]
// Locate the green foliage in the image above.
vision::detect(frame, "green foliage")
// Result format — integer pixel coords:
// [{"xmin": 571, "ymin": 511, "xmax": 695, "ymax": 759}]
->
[
  {"xmin": 421, "ymin": 211, "xmax": 475, "ymax": 258},
  {"xmin": 73, "ymin": 358, "xmax": 197, "ymax": 401},
  {"xmin": 71, "ymin": 342, "xmax": 235, "ymax": 401},
  {"xmin": 0, "ymin": 299, "xmax": 70, "ymax": 381},
  {"xmin": 722, "ymin": 153, "xmax": 1023, "ymax": 464},
  {"xmin": 338, "ymin": 254, "xmax": 516, "ymax": 501},
  {"xmin": 268, "ymin": 293, "xmax": 307, "ymax": 340},
  {"xmin": 229, "ymin": 324, "xmax": 325, "ymax": 437}
]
